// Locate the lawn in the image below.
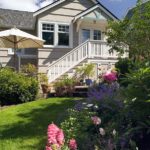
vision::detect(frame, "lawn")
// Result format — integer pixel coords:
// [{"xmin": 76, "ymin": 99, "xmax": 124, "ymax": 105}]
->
[{"xmin": 0, "ymin": 97, "xmax": 77, "ymax": 150}]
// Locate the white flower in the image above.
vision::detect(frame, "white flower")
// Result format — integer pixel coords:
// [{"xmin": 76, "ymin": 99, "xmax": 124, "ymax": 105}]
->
[
  {"xmin": 99, "ymin": 128, "xmax": 105, "ymax": 136},
  {"xmin": 82, "ymin": 102, "xmax": 87, "ymax": 105},
  {"xmin": 94, "ymin": 105, "xmax": 99, "ymax": 109},
  {"xmin": 132, "ymin": 97, "xmax": 137, "ymax": 102},
  {"xmin": 112, "ymin": 129, "xmax": 116, "ymax": 136},
  {"xmin": 87, "ymin": 104, "xmax": 93, "ymax": 107}
]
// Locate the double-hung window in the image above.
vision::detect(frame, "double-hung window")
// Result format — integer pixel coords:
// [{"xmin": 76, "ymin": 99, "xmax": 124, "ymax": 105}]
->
[
  {"xmin": 40, "ymin": 22, "xmax": 71, "ymax": 47},
  {"xmin": 58, "ymin": 25, "xmax": 69, "ymax": 46},
  {"xmin": 42, "ymin": 23, "xmax": 54, "ymax": 45}
]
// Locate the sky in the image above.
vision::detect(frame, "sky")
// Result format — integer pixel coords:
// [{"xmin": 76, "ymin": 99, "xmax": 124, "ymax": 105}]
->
[{"xmin": 0, "ymin": 0, "xmax": 138, "ymax": 19}]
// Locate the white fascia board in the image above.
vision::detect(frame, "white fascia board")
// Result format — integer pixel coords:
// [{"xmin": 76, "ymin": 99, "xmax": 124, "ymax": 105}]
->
[
  {"xmin": 73, "ymin": 4, "xmax": 118, "ymax": 23},
  {"xmin": 97, "ymin": 4, "xmax": 118, "ymax": 21},
  {"xmin": 33, "ymin": 0, "xmax": 65, "ymax": 17},
  {"xmin": 34, "ymin": 0, "xmax": 98, "ymax": 17}
]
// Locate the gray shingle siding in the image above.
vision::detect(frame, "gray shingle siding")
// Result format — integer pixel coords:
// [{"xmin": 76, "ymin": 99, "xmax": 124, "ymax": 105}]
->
[{"xmin": 0, "ymin": 8, "xmax": 36, "ymax": 30}]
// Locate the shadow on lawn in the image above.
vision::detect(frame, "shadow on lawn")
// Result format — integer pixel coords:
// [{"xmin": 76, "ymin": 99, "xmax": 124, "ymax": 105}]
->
[{"xmin": 0, "ymin": 98, "xmax": 77, "ymax": 150}]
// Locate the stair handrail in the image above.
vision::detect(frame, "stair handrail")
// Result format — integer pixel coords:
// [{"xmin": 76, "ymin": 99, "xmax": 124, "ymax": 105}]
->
[
  {"xmin": 90, "ymin": 40, "xmax": 107, "ymax": 44},
  {"xmin": 47, "ymin": 40, "xmax": 89, "ymax": 70}
]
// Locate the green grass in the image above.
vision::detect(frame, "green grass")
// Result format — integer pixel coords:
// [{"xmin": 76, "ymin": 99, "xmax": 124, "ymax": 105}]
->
[{"xmin": 0, "ymin": 97, "xmax": 77, "ymax": 150}]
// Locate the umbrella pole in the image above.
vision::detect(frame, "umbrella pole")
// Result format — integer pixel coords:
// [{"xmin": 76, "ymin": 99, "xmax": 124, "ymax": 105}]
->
[
  {"xmin": 14, "ymin": 49, "xmax": 16, "ymax": 70},
  {"xmin": 14, "ymin": 36, "xmax": 17, "ymax": 71}
]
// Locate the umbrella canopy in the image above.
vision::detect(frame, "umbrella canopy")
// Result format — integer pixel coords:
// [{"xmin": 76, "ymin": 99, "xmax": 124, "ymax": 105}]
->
[
  {"xmin": 0, "ymin": 27, "xmax": 45, "ymax": 69},
  {"xmin": 0, "ymin": 27, "xmax": 44, "ymax": 49}
]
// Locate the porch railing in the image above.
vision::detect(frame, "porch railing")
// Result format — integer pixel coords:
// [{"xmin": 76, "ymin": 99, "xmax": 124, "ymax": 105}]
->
[{"xmin": 47, "ymin": 40, "xmax": 127, "ymax": 83}]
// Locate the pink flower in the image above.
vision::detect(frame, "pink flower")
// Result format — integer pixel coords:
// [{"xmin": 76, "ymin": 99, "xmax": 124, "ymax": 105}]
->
[
  {"xmin": 47, "ymin": 123, "xmax": 60, "ymax": 144},
  {"xmin": 103, "ymin": 70, "xmax": 117, "ymax": 82},
  {"xmin": 91, "ymin": 116, "xmax": 101, "ymax": 125},
  {"xmin": 56, "ymin": 129, "xmax": 64, "ymax": 145},
  {"xmin": 46, "ymin": 123, "xmax": 65, "ymax": 150},
  {"xmin": 45, "ymin": 146, "xmax": 52, "ymax": 150},
  {"xmin": 69, "ymin": 139, "xmax": 77, "ymax": 150}
]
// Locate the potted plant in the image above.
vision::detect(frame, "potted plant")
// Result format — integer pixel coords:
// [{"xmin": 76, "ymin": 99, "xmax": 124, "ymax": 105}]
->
[
  {"xmin": 75, "ymin": 63, "xmax": 95, "ymax": 86},
  {"xmin": 83, "ymin": 63, "xmax": 95, "ymax": 86},
  {"xmin": 38, "ymin": 73, "xmax": 51, "ymax": 96}
]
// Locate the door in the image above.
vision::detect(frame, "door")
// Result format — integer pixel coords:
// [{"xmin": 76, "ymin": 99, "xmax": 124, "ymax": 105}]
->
[
  {"xmin": 80, "ymin": 29, "xmax": 102, "ymax": 44},
  {"xmin": 81, "ymin": 29, "xmax": 90, "ymax": 43}
]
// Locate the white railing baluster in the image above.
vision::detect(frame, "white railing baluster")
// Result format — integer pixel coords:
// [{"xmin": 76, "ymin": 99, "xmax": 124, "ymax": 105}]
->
[{"xmin": 47, "ymin": 40, "xmax": 127, "ymax": 83}]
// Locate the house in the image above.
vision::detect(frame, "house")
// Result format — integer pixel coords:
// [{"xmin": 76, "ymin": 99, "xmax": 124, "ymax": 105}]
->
[{"xmin": 0, "ymin": 0, "xmax": 127, "ymax": 83}]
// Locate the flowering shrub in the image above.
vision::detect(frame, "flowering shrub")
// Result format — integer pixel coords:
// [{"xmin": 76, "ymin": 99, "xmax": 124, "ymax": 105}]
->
[
  {"xmin": 102, "ymin": 70, "xmax": 117, "ymax": 83},
  {"xmin": 48, "ymin": 66, "xmax": 150, "ymax": 149},
  {"xmin": 87, "ymin": 82, "xmax": 119, "ymax": 104},
  {"xmin": 46, "ymin": 123, "xmax": 77, "ymax": 150}
]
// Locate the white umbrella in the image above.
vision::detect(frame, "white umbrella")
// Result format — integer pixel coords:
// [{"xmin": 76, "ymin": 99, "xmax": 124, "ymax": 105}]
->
[
  {"xmin": 0, "ymin": 27, "xmax": 44, "ymax": 48},
  {"xmin": 0, "ymin": 27, "xmax": 45, "ymax": 69}
]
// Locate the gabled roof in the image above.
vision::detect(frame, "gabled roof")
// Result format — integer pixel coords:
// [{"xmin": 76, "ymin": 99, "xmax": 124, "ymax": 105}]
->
[
  {"xmin": 0, "ymin": 8, "xmax": 36, "ymax": 30},
  {"xmin": 33, "ymin": 0, "xmax": 118, "ymax": 20},
  {"xmin": 73, "ymin": 4, "xmax": 119, "ymax": 22},
  {"xmin": 33, "ymin": 0, "xmax": 66, "ymax": 16}
]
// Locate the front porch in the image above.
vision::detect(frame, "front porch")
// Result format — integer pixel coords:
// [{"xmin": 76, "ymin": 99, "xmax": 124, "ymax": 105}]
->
[{"xmin": 47, "ymin": 40, "xmax": 127, "ymax": 83}]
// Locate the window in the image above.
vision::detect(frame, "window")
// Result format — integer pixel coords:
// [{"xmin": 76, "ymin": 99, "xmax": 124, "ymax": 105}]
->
[
  {"xmin": 42, "ymin": 23, "xmax": 54, "ymax": 45},
  {"xmin": 40, "ymin": 22, "xmax": 72, "ymax": 47},
  {"xmin": 8, "ymin": 48, "xmax": 14, "ymax": 55},
  {"xmin": 93, "ymin": 30, "xmax": 101, "ymax": 40},
  {"xmin": 58, "ymin": 25, "xmax": 69, "ymax": 46}
]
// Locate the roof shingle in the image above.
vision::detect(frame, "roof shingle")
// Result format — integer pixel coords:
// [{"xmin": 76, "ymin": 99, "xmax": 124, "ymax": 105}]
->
[{"xmin": 0, "ymin": 8, "xmax": 36, "ymax": 30}]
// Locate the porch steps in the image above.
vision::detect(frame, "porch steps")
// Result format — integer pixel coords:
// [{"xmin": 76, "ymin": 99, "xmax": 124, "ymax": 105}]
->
[
  {"xmin": 48, "ymin": 85, "xmax": 89, "ymax": 98},
  {"xmin": 73, "ymin": 86, "xmax": 88, "ymax": 97},
  {"xmin": 47, "ymin": 40, "xmax": 127, "ymax": 84}
]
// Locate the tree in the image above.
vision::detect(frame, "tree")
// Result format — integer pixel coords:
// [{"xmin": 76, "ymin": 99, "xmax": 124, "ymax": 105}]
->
[{"xmin": 107, "ymin": 0, "xmax": 150, "ymax": 61}]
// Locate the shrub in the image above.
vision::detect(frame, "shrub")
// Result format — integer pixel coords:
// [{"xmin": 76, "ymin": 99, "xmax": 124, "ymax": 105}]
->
[
  {"xmin": 21, "ymin": 63, "xmax": 37, "ymax": 77},
  {"xmin": 61, "ymin": 109, "xmax": 96, "ymax": 149},
  {"xmin": 0, "ymin": 68, "xmax": 38, "ymax": 105},
  {"xmin": 115, "ymin": 58, "xmax": 134, "ymax": 86},
  {"xmin": 120, "ymin": 67, "xmax": 150, "ymax": 149},
  {"xmin": 38, "ymin": 73, "xmax": 48, "ymax": 84},
  {"xmin": 54, "ymin": 77, "xmax": 76, "ymax": 97}
]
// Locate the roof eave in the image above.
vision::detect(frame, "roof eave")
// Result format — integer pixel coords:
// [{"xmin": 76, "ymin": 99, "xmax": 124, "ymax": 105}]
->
[
  {"xmin": 33, "ymin": 0, "xmax": 100, "ymax": 17},
  {"xmin": 73, "ymin": 4, "xmax": 119, "ymax": 23},
  {"xmin": 33, "ymin": 0, "xmax": 65, "ymax": 17}
]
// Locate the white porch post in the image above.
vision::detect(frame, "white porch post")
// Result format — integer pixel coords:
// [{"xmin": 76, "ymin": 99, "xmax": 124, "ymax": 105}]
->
[
  {"xmin": 88, "ymin": 41, "xmax": 94, "ymax": 58},
  {"xmin": 88, "ymin": 41, "xmax": 91, "ymax": 58}
]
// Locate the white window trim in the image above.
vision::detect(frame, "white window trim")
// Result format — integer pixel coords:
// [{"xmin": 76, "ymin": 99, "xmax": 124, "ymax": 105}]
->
[
  {"xmin": 8, "ymin": 48, "xmax": 14, "ymax": 55},
  {"xmin": 38, "ymin": 20, "xmax": 73, "ymax": 48}
]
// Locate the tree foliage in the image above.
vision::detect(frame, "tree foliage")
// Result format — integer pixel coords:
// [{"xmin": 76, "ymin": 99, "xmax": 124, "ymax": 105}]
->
[{"xmin": 107, "ymin": 0, "xmax": 150, "ymax": 61}]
